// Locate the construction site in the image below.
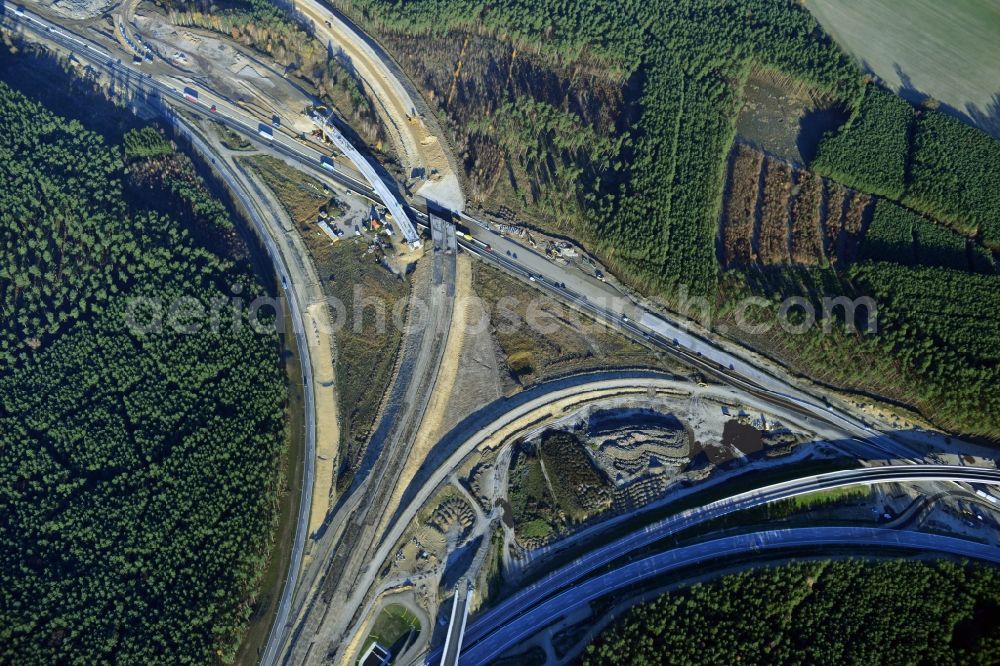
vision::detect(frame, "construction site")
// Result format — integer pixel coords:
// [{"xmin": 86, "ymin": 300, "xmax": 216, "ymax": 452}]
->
[{"xmin": 7, "ymin": 1, "xmax": 1000, "ymax": 665}]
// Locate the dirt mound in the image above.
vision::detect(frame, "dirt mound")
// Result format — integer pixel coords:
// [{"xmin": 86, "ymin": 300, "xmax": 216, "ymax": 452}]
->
[{"xmin": 45, "ymin": 0, "xmax": 116, "ymax": 20}]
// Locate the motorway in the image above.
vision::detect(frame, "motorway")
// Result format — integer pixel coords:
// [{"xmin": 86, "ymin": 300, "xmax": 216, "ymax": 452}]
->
[
  {"xmin": 0, "ymin": 8, "xmax": 349, "ymax": 663},
  {"xmin": 0, "ymin": 4, "xmax": 377, "ymax": 191},
  {"xmin": 439, "ymin": 581, "xmax": 472, "ymax": 666},
  {"xmin": 4, "ymin": 5, "xmax": 989, "ymax": 666},
  {"xmin": 452, "ymin": 221, "xmax": 910, "ymax": 458},
  {"xmin": 5, "ymin": 1, "xmax": 902, "ymax": 455},
  {"xmin": 314, "ymin": 112, "xmax": 421, "ymax": 246},
  {"xmin": 161, "ymin": 112, "xmax": 321, "ymax": 666},
  {"xmin": 0, "ymin": 13, "xmax": 461, "ymax": 662},
  {"xmin": 288, "ymin": 222, "xmax": 456, "ymax": 666},
  {"xmin": 2, "ymin": 2, "xmax": 914, "ymax": 463},
  {"xmin": 422, "ymin": 463, "xmax": 1000, "ymax": 663},
  {"xmin": 328, "ymin": 370, "xmax": 866, "ymax": 634},
  {"xmin": 458, "ymin": 525, "xmax": 1000, "ymax": 664}
]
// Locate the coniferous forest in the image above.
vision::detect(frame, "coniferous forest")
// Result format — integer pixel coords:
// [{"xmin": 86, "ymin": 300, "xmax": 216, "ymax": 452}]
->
[
  {"xmin": 583, "ymin": 560, "xmax": 1000, "ymax": 665},
  {"xmin": 171, "ymin": 0, "xmax": 860, "ymax": 295},
  {"xmin": 0, "ymin": 81, "xmax": 287, "ymax": 663},
  {"xmin": 2, "ymin": 0, "xmax": 1000, "ymax": 660},
  {"xmin": 161, "ymin": 0, "xmax": 1000, "ymax": 437}
]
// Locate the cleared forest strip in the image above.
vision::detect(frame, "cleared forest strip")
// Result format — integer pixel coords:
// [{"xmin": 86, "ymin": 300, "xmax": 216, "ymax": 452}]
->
[
  {"xmin": 789, "ymin": 171, "xmax": 824, "ymax": 264},
  {"xmin": 839, "ymin": 191, "xmax": 874, "ymax": 263},
  {"xmin": 822, "ymin": 180, "xmax": 848, "ymax": 261},
  {"xmin": 721, "ymin": 144, "xmax": 919, "ymax": 269},
  {"xmin": 758, "ymin": 158, "xmax": 793, "ymax": 264},
  {"xmin": 721, "ymin": 144, "xmax": 764, "ymax": 265}
]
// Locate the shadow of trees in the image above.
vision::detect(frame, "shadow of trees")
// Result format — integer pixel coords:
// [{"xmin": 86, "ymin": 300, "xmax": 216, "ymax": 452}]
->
[{"xmin": 889, "ymin": 61, "xmax": 1000, "ymax": 139}]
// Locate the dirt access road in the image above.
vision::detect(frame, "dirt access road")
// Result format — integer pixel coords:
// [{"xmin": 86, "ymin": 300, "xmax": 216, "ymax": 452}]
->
[
  {"xmin": 289, "ymin": 0, "xmax": 465, "ymax": 209},
  {"xmin": 202, "ymin": 128, "xmax": 342, "ymax": 536}
]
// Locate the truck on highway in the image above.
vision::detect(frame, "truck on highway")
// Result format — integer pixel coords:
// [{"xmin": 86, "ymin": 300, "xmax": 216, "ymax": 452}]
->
[
  {"xmin": 271, "ymin": 115, "xmax": 281, "ymax": 128},
  {"xmin": 183, "ymin": 86, "xmax": 199, "ymax": 103},
  {"xmin": 258, "ymin": 123, "xmax": 273, "ymax": 139},
  {"xmin": 320, "ymin": 155, "xmax": 335, "ymax": 171},
  {"xmin": 976, "ymin": 489, "xmax": 999, "ymax": 505}
]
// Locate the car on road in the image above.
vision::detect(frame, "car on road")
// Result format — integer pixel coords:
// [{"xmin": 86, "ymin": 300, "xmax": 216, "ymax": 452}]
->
[{"xmin": 210, "ymin": 104, "xmax": 217, "ymax": 113}]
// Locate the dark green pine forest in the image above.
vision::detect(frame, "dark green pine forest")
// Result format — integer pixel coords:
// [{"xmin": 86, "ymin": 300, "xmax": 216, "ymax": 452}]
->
[
  {"xmin": 2, "ymin": 0, "xmax": 1000, "ymax": 661},
  {"xmin": 308, "ymin": 0, "xmax": 999, "ymax": 438},
  {"xmin": 0, "ymin": 80, "xmax": 288, "ymax": 662},
  {"xmin": 174, "ymin": 0, "xmax": 862, "ymax": 295},
  {"xmin": 583, "ymin": 559, "xmax": 1000, "ymax": 665}
]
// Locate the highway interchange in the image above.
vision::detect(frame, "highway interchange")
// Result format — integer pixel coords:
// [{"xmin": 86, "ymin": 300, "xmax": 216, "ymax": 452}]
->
[
  {"xmin": 444, "ymin": 464, "xmax": 1000, "ymax": 663},
  {"xmin": 458, "ymin": 525, "xmax": 1000, "ymax": 664},
  {"xmin": 4, "ymin": 2, "xmax": 1000, "ymax": 665}
]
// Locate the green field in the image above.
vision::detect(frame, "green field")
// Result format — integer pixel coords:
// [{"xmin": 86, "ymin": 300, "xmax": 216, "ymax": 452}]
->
[
  {"xmin": 360, "ymin": 604, "xmax": 420, "ymax": 662},
  {"xmin": 806, "ymin": 0, "xmax": 1000, "ymax": 135}
]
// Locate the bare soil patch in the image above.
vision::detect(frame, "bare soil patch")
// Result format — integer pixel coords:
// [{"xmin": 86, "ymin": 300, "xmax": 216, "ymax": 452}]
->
[
  {"xmin": 471, "ymin": 262, "xmax": 675, "ymax": 387},
  {"xmin": 735, "ymin": 72, "xmax": 849, "ymax": 164}
]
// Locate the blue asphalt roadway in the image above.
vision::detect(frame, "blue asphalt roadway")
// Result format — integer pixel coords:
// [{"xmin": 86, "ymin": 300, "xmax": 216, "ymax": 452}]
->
[
  {"xmin": 425, "ymin": 464, "xmax": 1000, "ymax": 664},
  {"xmin": 459, "ymin": 526, "xmax": 1000, "ymax": 664}
]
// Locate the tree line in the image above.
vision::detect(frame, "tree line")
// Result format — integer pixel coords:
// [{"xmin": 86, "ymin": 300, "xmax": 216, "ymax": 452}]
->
[
  {"xmin": 0, "ymin": 82, "xmax": 288, "ymax": 663},
  {"xmin": 242, "ymin": 0, "xmax": 860, "ymax": 296},
  {"xmin": 811, "ymin": 82, "xmax": 1000, "ymax": 248},
  {"xmin": 811, "ymin": 85, "xmax": 913, "ymax": 199},
  {"xmin": 583, "ymin": 559, "xmax": 1000, "ymax": 665},
  {"xmin": 860, "ymin": 200, "xmax": 993, "ymax": 274}
]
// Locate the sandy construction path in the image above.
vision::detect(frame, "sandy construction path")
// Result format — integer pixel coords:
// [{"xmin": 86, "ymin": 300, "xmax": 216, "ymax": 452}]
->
[
  {"xmin": 373, "ymin": 253, "xmax": 474, "ymax": 541},
  {"xmin": 303, "ymin": 302, "xmax": 340, "ymax": 535},
  {"xmin": 234, "ymin": 156, "xmax": 341, "ymax": 536},
  {"xmin": 294, "ymin": 0, "xmax": 465, "ymax": 209}
]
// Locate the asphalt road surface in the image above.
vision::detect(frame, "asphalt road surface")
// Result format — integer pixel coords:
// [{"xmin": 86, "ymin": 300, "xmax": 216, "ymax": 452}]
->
[
  {"xmin": 3, "ymin": 9, "xmax": 971, "ymax": 666},
  {"xmin": 455, "ymin": 221, "xmax": 909, "ymax": 457},
  {"xmin": 161, "ymin": 112, "xmax": 318, "ymax": 666},
  {"xmin": 436, "ymin": 464, "xmax": 1000, "ymax": 664},
  {"xmin": 5, "ymin": 2, "xmax": 904, "ymax": 464},
  {"xmin": 459, "ymin": 526, "xmax": 1000, "ymax": 664}
]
